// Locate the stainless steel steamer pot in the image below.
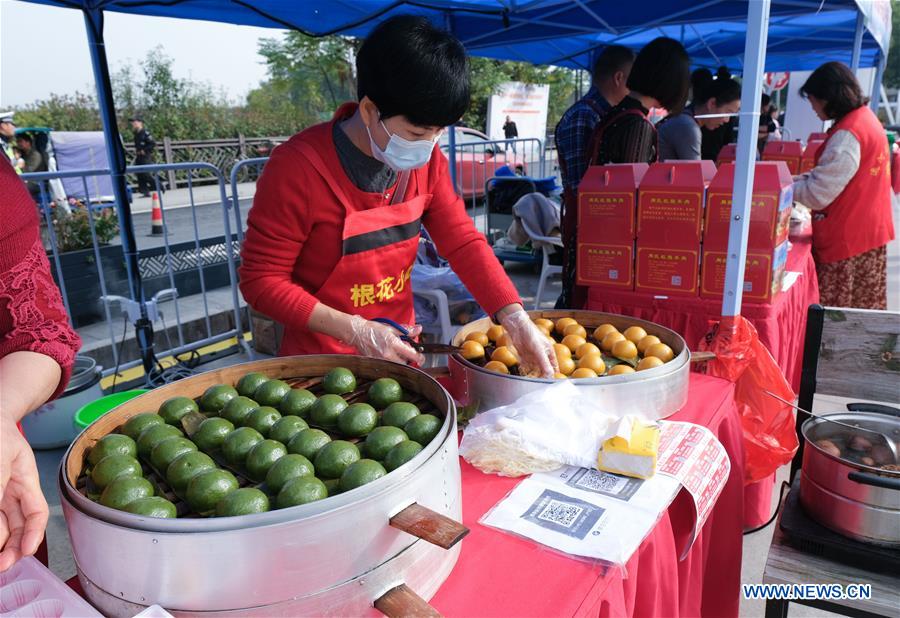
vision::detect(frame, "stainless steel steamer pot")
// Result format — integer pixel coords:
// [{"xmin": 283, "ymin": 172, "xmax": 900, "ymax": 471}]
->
[
  {"xmin": 448, "ymin": 310, "xmax": 690, "ymax": 419},
  {"xmin": 799, "ymin": 411, "xmax": 900, "ymax": 546},
  {"xmin": 59, "ymin": 356, "xmax": 463, "ymax": 615}
]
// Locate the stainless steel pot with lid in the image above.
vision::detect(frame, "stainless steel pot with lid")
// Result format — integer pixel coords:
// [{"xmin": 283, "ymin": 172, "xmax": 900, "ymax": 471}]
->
[{"xmin": 799, "ymin": 409, "xmax": 900, "ymax": 546}]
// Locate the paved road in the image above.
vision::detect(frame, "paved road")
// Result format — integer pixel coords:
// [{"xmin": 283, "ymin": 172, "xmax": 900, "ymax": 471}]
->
[{"xmin": 103, "ymin": 197, "xmax": 253, "ymax": 251}]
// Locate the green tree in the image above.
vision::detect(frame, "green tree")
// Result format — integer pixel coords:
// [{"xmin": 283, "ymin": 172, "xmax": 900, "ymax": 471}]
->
[
  {"xmin": 464, "ymin": 57, "xmax": 577, "ymax": 132},
  {"xmin": 14, "ymin": 92, "xmax": 101, "ymax": 131}
]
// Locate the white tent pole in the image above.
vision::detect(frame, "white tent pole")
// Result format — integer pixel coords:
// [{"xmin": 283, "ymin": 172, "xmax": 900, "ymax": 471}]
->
[
  {"xmin": 721, "ymin": 0, "xmax": 771, "ymax": 318},
  {"xmin": 870, "ymin": 50, "xmax": 886, "ymax": 113},
  {"xmin": 850, "ymin": 10, "xmax": 864, "ymax": 74},
  {"xmin": 881, "ymin": 84, "xmax": 897, "ymax": 125}
]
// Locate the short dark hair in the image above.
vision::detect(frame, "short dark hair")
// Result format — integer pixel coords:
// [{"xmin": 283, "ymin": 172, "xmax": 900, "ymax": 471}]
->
[
  {"xmin": 16, "ymin": 133, "xmax": 33, "ymax": 143},
  {"xmin": 356, "ymin": 15, "xmax": 469, "ymax": 128},
  {"xmin": 705, "ymin": 77, "xmax": 741, "ymax": 106},
  {"xmin": 592, "ymin": 45, "xmax": 635, "ymax": 84},
  {"xmin": 691, "ymin": 68, "xmax": 713, "ymax": 102},
  {"xmin": 761, "ymin": 93, "xmax": 771, "ymax": 108},
  {"xmin": 800, "ymin": 61, "xmax": 867, "ymax": 120},
  {"xmin": 627, "ymin": 37, "xmax": 691, "ymax": 112}
]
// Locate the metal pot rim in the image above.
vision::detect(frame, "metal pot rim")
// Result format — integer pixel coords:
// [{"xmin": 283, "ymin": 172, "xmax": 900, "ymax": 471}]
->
[
  {"xmin": 61, "ymin": 361, "xmax": 458, "ymax": 533},
  {"xmin": 801, "ymin": 412, "xmax": 900, "ymax": 478}
]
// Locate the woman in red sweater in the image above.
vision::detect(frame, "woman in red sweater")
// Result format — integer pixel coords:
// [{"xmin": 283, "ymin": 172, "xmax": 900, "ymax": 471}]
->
[
  {"xmin": 0, "ymin": 157, "xmax": 81, "ymax": 571},
  {"xmin": 240, "ymin": 16, "xmax": 557, "ymax": 377}
]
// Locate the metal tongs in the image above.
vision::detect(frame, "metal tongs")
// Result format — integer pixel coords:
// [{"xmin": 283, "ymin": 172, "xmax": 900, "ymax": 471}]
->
[
  {"xmin": 372, "ymin": 317, "xmax": 463, "ymax": 355},
  {"xmin": 764, "ymin": 390, "xmax": 899, "ymax": 464}
]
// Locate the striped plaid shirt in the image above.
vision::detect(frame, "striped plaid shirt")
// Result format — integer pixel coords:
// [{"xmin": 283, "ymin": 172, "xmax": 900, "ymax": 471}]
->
[{"xmin": 555, "ymin": 86, "xmax": 611, "ymax": 191}]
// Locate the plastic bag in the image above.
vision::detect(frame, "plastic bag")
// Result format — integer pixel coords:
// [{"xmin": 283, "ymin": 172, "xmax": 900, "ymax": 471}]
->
[
  {"xmin": 698, "ymin": 315, "xmax": 798, "ymax": 484},
  {"xmin": 459, "ymin": 380, "xmax": 619, "ymax": 476},
  {"xmin": 411, "ymin": 262, "xmax": 485, "ymax": 327}
]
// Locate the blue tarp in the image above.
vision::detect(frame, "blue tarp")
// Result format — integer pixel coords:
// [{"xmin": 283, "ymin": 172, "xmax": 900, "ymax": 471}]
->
[{"xmin": 23, "ymin": 1, "xmax": 889, "ymax": 72}]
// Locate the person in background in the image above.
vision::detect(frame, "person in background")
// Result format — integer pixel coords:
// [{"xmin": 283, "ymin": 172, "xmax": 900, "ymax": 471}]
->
[
  {"xmin": 129, "ymin": 115, "xmax": 157, "ymax": 197},
  {"xmin": 0, "ymin": 112, "xmax": 21, "ymax": 173},
  {"xmin": 555, "ymin": 44, "xmax": 635, "ymax": 309},
  {"xmin": 15, "ymin": 134, "xmax": 46, "ymax": 200},
  {"xmin": 239, "ymin": 15, "xmax": 557, "ymax": 376},
  {"xmin": 503, "ymin": 115, "xmax": 519, "ymax": 154},
  {"xmin": 793, "ymin": 61, "xmax": 894, "ymax": 309},
  {"xmin": 701, "ymin": 66, "xmax": 737, "ymax": 160},
  {"xmin": 766, "ymin": 105, "xmax": 782, "ymax": 141},
  {"xmin": 0, "ymin": 156, "xmax": 81, "ymax": 572},
  {"xmin": 586, "ymin": 37, "xmax": 691, "ymax": 168},
  {"xmin": 757, "ymin": 93, "xmax": 772, "ymax": 155},
  {"xmin": 657, "ymin": 76, "xmax": 741, "ymax": 160}
]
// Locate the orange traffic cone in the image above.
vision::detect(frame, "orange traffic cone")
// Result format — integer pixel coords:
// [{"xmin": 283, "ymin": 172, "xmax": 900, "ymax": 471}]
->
[{"xmin": 149, "ymin": 192, "xmax": 164, "ymax": 236}]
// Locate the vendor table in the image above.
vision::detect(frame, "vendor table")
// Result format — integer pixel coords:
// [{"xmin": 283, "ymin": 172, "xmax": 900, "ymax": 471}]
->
[
  {"xmin": 586, "ymin": 230, "xmax": 819, "ymax": 528},
  {"xmin": 64, "ymin": 374, "xmax": 743, "ymax": 617},
  {"xmin": 433, "ymin": 373, "xmax": 744, "ymax": 618}
]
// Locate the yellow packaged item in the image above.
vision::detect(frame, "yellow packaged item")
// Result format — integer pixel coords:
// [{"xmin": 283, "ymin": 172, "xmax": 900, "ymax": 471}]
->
[{"xmin": 597, "ymin": 416, "xmax": 660, "ymax": 479}]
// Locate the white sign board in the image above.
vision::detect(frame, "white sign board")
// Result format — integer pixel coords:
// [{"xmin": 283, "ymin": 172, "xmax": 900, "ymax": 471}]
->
[{"xmin": 487, "ymin": 82, "xmax": 550, "ymax": 142}]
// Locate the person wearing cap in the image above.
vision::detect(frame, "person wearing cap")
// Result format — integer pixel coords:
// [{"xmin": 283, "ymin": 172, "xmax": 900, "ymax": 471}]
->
[
  {"xmin": 239, "ymin": 15, "xmax": 558, "ymax": 377},
  {"xmin": 129, "ymin": 115, "xmax": 157, "ymax": 197},
  {"xmin": 0, "ymin": 113, "xmax": 21, "ymax": 174}
]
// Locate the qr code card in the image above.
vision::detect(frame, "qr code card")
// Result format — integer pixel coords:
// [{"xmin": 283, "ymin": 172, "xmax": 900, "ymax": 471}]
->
[
  {"xmin": 536, "ymin": 465, "xmax": 681, "ymax": 511},
  {"xmin": 480, "ymin": 474, "xmax": 661, "ymax": 564}
]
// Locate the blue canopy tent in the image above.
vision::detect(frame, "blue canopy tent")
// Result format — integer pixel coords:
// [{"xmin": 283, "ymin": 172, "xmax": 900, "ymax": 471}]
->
[{"xmin": 17, "ymin": 0, "xmax": 891, "ymax": 355}]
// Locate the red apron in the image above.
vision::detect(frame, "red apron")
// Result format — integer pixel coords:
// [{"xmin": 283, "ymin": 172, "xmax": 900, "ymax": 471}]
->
[
  {"xmin": 282, "ymin": 142, "xmax": 431, "ymax": 355},
  {"xmin": 812, "ymin": 105, "xmax": 894, "ymax": 264}
]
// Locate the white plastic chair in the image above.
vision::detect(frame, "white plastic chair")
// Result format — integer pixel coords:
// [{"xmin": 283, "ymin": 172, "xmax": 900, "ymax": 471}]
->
[
  {"xmin": 518, "ymin": 218, "xmax": 563, "ymax": 310},
  {"xmin": 412, "ymin": 287, "xmax": 463, "ymax": 367}
]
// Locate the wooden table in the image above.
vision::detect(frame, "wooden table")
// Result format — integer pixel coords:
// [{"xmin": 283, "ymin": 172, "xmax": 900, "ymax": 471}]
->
[{"xmin": 763, "ymin": 512, "xmax": 900, "ymax": 618}]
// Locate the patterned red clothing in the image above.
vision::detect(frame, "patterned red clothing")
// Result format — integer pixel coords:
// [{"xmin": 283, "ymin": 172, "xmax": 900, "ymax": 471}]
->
[
  {"xmin": 815, "ymin": 245, "xmax": 888, "ymax": 310},
  {"xmin": 0, "ymin": 157, "xmax": 81, "ymax": 400}
]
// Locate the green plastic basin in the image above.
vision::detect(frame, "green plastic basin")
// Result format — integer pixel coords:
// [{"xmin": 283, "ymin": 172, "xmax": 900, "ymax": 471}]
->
[{"xmin": 74, "ymin": 389, "xmax": 150, "ymax": 431}]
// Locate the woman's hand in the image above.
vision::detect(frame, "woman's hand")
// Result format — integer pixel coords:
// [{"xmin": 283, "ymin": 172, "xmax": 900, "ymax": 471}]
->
[
  {"xmin": 346, "ymin": 315, "xmax": 425, "ymax": 365},
  {"xmin": 0, "ymin": 419, "xmax": 48, "ymax": 572},
  {"xmin": 499, "ymin": 305, "xmax": 558, "ymax": 378},
  {"xmin": 0, "ymin": 351, "xmax": 62, "ymax": 572}
]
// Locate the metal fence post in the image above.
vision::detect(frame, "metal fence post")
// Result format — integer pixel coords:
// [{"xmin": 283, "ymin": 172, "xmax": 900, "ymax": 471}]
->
[{"xmin": 163, "ymin": 136, "xmax": 176, "ymax": 189}]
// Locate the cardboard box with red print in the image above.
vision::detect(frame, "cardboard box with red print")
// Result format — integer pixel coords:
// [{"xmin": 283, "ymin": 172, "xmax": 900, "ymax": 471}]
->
[
  {"xmin": 762, "ymin": 140, "xmax": 804, "ymax": 174},
  {"xmin": 704, "ymin": 161, "xmax": 793, "ymax": 251},
  {"xmin": 700, "ymin": 240, "xmax": 788, "ymax": 303},
  {"xmin": 800, "ymin": 140, "xmax": 824, "ymax": 173},
  {"xmin": 717, "ymin": 143, "xmax": 737, "ymax": 166},
  {"xmin": 576, "ymin": 164, "xmax": 648, "ymax": 289}
]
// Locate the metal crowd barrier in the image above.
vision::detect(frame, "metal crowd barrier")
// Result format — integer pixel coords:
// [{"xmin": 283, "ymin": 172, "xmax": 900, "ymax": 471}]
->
[
  {"xmin": 23, "ymin": 161, "xmax": 251, "ymax": 383},
  {"xmin": 440, "ymin": 136, "xmax": 545, "ymax": 233}
]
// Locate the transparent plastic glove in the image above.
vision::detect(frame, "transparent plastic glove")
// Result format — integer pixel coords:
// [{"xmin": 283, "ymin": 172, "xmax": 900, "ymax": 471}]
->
[
  {"xmin": 347, "ymin": 315, "xmax": 425, "ymax": 366},
  {"xmin": 501, "ymin": 309, "xmax": 558, "ymax": 378}
]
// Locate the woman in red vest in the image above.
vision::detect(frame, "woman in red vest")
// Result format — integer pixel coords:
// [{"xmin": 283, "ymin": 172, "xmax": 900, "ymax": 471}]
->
[
  {"xmin": 0, "ymin": 157, "xmax": 81, "ymax": 571},
  {"xmin": 793, "ymin": 62, "xmax": 895, "ymax": 309},
  {"xmin": 239, "ymin": 16, "xmax": 557, "ymax": 377}
]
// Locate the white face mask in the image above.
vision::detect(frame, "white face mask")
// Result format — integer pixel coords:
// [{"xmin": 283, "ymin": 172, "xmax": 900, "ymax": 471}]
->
[{"xmin": 367, "ymin": 120, "xmax": 440, "ymax": 171}]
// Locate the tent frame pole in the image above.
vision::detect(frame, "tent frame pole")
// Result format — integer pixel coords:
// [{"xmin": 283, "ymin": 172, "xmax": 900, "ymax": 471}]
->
[
  {"xmin": 870, "ymin": 50, "xmax": 886, "ymax": 113},
  {"xmin": 850, "ymin": 10, "xmax": 864, "ymax": 74},
  {"xmin": 720, "ymin": 0, "xmax": 771, "ymax": 318},
  {"xmin": 83, "ymin": 8, "xmax": 157, "ymax": 376}
]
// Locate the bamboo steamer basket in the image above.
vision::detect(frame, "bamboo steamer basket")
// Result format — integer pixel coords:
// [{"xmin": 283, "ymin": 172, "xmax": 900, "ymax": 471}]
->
[
  {"xmin": 60, "ymin": 355, "xmax": 464, "ymax": 616},
  {"xmin": 447, "ymin": 310, "xmax": 690, "ymax": 418}
]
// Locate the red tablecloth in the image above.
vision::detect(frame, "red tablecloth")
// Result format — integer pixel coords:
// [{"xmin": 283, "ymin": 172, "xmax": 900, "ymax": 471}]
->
[
  {"xmin": 586, "ymin": 231, "xmax": 818, "ymax": 391},
  {"xmin": 586, "ymin": 232, "xmax": 819, "ymax": 528},
  {"xmin": 433, "ymin": 373, "xmax": 744, "ymax": 618}
]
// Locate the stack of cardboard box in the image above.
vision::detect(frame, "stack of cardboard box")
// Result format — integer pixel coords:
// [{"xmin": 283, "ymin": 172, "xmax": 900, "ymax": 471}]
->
[
  {"xmin": 576, "ymin": 164, "xmax": 648, "ymax": 290},
  {"xmin": 635, "ymin": 161, "xmax": 716, "ymax": 296},
  {"xmin": 700, "ymin": 161, "xmax": 793, "ymax": 302},
  {"xmin": 574, "ymin": 159, "xmax": 794, "ymax": 304}
]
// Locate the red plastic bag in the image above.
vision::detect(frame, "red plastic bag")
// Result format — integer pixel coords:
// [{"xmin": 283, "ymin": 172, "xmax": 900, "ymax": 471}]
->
[{"xmin": 698, "ymin": 316, "xmax": 798, "ymax": 484}]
